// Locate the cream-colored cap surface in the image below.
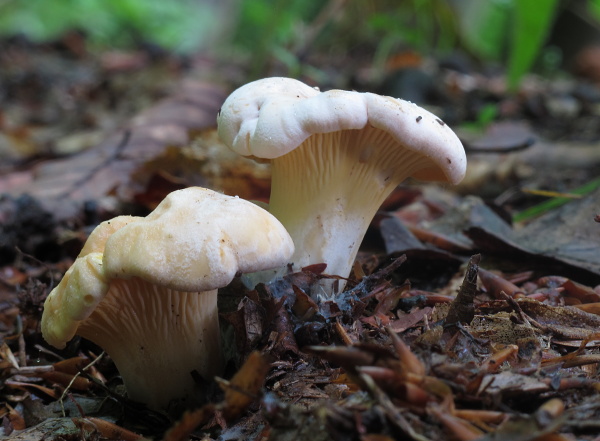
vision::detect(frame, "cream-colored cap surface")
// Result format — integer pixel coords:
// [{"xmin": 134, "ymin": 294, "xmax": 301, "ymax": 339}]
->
[
  {"xmin": 103, "ymin": 187, "xmax": 294, "ymax": 292},
  {"xmin": 42, "ymin": 216, "xmax": 141, "ymax": 348},
  {"xmin": 42, "ymin": 188, "xmax": 294, "ymax": 348},
  {"xmin": 217, "ymin": 77, "xmax": 466, "ymax": 184}
]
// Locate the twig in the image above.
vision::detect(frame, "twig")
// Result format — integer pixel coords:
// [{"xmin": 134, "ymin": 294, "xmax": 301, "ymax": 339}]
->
[
  {"xmin": 357, "ymin": 371, "xmax": 431, "ymax": 441},
  {"xmin": 15, "ymin": 246, "xmax": 56, "ymax": 290},
  {"xmin": 59, "ymin": 352, "xmax": 105, "ymax": 417},
  {"xmin": 341, "ymin": 255, "xmax": 407, "ymax": 300}
]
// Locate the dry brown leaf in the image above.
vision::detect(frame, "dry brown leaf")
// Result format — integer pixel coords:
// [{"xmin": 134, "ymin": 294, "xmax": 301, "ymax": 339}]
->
[
  {"xmin": 387, "ymin": 326, "xmax": 426, "ymax": 376},
  {"xmin": 518, "ymin": 298, "xmax": 600, "ymax": 339},
  {"xmin": 4, "ymin": 403, "xmax": 26, "ymax": 431},
  {"xmin": 52, "ymin": 356, "xmax": 91, "ymax": 375},
  {"xmin": 4, "ymin": 379, "xmax": 60, "ymax": 400},
  {"xmin": 292, "ymin": 285, "xmax": 318, "ymax": 320},
  {"xmin": 161, "ymin": 405, "xmax": 215, "ymax": 441},
  {"xmin": 221, "ymin": 296, "xmax": 266, "ymax": 357},
  {"xmin": 361, "ymin": 435, "xmax": 396, "ymax": 441},
  {"xmin": 218, "ymin": 351, "xmax": 271, "ymax": 422},
  {"xmin": 39, "ymin": 371, "xmax": 92, "ymax": 391},
  {"xmin": 72, "ymin": 417, "xmax": 143, "ymax": 441},
  {"xmin": 4, "ymin": 81, "xmax": 227, "ymax": 221},
  {"xmin": 429, "ymin": 404, "xmax": 484, "ymax": 441}
]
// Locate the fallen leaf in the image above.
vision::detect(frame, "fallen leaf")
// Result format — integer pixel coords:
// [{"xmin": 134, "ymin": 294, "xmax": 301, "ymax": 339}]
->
[
  {"xmin": 3, "ymin": 81, "xmax": 226, "ymax": 220},
  {"xmin": 72, "ymin": 417, "xmax": 143, "ymax": 441},
  {"xmin": 218, "ymin": 351, "xmax": 271, "ymax": 421}
]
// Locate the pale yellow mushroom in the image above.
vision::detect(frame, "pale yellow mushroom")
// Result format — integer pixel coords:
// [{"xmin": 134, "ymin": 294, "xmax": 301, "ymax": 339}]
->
[
  {"xmin": 218, "ymin": 77, "xmax": 466, "ymax": 295},
  {"xmin": 42, "ymin": 187, "xmax": 294, "ymax": 410}
]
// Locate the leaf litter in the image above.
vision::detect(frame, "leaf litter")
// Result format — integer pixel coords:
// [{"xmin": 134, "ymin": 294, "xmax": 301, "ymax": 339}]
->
[
  {"xmin": 4, "ymin": 184, "xmax": 600, "ymax": 440},
  {"xmin": 3, "ymin": 38, "xmax": 600, "ymax": 441}
]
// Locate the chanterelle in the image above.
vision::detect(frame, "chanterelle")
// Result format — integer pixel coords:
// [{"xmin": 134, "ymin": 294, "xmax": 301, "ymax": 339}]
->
[
  {"xmin": 42, "ymin": 187, "xmax": 294, "ymax": 410},
  {"xmin": 217, "ymin": 77, "xmax": 466, "ymax": 295}
]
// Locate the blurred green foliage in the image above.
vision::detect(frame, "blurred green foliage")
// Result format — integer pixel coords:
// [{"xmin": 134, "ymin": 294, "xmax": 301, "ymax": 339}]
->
[
  {"xmin": 230, "ymin": 0, "xmax": 322, "ymax": 78},
  {"xmin": 365, "ymin": 0, "xmax": 457, "ymax": 75},
  {"xmin": 1, "ymin": 0, "xmax": 598, "ymax": 91},
  {"xmin": 589, "ymin": 0, "xmax": 600, "ymax": 19},
  {"xmin": 457, "ymin": 0, "xmax": 561, "ymax": 90},
  {"xmin": 507, "ymin": 0, "xmax": 560, "ymax": 89},
  {"xmin": 0, "ymin": 0, "xmax": 217, "ymax": 53}
]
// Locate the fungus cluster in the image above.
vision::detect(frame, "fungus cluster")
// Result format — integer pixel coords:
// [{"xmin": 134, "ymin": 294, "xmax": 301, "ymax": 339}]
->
[
  {"xmin": 42, "ymin": 77, "xmax": 467, "ymax": 411},
  {"xmin": 41, "ymin": 187, "xmax": 293, "ymax": 410},
  {"xmin": 217, "ymin": 77, "xmax": 466, "ymax": 293}
]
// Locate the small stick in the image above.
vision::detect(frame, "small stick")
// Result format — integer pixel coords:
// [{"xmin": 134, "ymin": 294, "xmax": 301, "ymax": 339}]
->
[{"xmin": 59, "ymin": 352, "xmax": 105, "ymax": 417}]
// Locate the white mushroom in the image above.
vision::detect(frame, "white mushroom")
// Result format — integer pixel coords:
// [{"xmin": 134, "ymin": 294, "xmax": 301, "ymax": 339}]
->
[
  {"xmin": 217, "ymin": 77, "xmax": 466, "ymax": 294},
  {"xmin": 41, "ymin": 187, "xmax": 294, "ymax": 410}
]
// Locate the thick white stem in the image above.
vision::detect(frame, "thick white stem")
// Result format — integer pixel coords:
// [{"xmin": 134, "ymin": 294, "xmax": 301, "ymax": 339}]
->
[
  {"xmin": 268, "ymin": 127, "xmax": 432, "ymax": 295},
  {"xmin": 78, "ymin": 278, "xmax": 222, "ymax": 410}
]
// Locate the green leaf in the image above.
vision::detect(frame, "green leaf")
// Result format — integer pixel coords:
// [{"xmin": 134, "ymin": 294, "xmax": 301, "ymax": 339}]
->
[
  {"xmin": 0, "ymin": 0, "xmax": 216, "ymax": 53},
  {"xmin": 512, "ymin": 177, "xmax": 600, "ymax": 223},
  {"xmin": 589, "ymin": 0, "xmax": 600, "ymax": 20},
  {"xmin": 455, "ymin": 0, "xmax": 511, "ymax": 61},
  {"xmin": 506, "ymin": 0, "xmax": 560, "ymax": 90}
]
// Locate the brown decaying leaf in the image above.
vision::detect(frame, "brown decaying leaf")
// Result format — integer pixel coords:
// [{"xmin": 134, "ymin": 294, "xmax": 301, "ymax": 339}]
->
[
  {"xmin": 407, "ymin": 225, "xmax": 473, "ymax": 253},
  {"xmin": 72, "ymin": 417, "xmax": 143, "ymax": 441},
  {"xmin": 341, "ymin": 255, "xmax": 407, "ymax": 300},
  {"xmin": 4, "ymin": 380, "xmax": 61, "ymax": 401},
  {"xmin": 3, "ymin": 81, "xmax": 227, "ymax": 220},
  {"xmin": 358, "ymin": 366, "xmax": 432, "ymax": 406},
  {"xmin": 388, "ymin": 306, "xmax": 432, "ymax": 333},
  {"xmin": 301, "ymin": 263, "xmax": 328, "ymax": 274},
  {"xmin": 263, "ymin": 297, "xmax": 300, "ymax": 357},
  {"xmin": 478, "ymin": 267, "xmax": 523, "ymax": 298},
  {"xmin": 161, "ymin": 405, "xmax": 215, "ymax": 441},
  {"xmin": 387, "ymin": 326, "xmax": 425, "ymax": 376},
  {"xmin": 3, "ymin": 403, "xmax": 26, "ymax": 431},
  {"xmin": 355, "ymin": 371, "xmax": 431, "ymax": 441},
  {"xmin": 218, "ymin": 351, "xmax": 271, "ymax": 422},
  {"xmin": 361, "ymin": 434, "xmax": 396, "ymax": 441},
  {"xmin": 51, "ymin": 356, "xmax": 92, "ymax": 375},
  {"xmin": 221, "ymin": 295, "xmax": 266, "ymax": 357},
  {"xmin": 292, "ymin": 285, "xmax": 318, "ymax": 320},
  {"xmin": 453, "ymin": 409, "xmax": 506, "ymax": 425},
  {"xmin": 517, "ymin": 298, "xmax": 600, "ymax": 339},
  {"xmin": 163, "ymin": 353, "xmax": 271, "ymax": 439},
  {"xmin": 429, "ymin": 404, "xmax": 484, "ymax": 441},
  {"xmin": 561, "ymin": 278, "xmax": 600, "ymax": 303},
  {"xmin": 473, "ymin": 399, "xmax": 567, "ymax": 441},
  {"xmin": 334, "ymin": 320, "xmax": 355, "ymax": 346},
  {"xmin": 361, "ymin": 282, "xmax": 411, "ymax": 328},
  {"xmin": 305, "ymin": 345, "xmax": 385, "ymax": 369},
  {"xmin": 0, "ymin": 343, "xmax": 20, "ymax": 370},
  {"xmin": 373, "ymin": 281, "xmax": 410, "ymax": 316},
  {"xmin": 573, "ymin": 302, "xmax": 600, "ymax": 314},
  {"xmin": 480, "ymin": 345, "xmax": 518, "ymax": 374},
  {"xmin": 39, "ymin": 371, "xmax": 92, "ymax": 391}
]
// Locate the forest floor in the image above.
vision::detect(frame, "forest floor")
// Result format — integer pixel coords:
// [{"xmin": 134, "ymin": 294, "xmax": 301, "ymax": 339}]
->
[{"xmin": 1, "ymin": 33, "xmax": 600, "ymax": 441}]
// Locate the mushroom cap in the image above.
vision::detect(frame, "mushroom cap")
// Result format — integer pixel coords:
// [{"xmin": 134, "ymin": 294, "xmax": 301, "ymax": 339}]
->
[
  {"xmin": 42, "ymin": 215, "xmax": 142, "ymax": 348},
  {"xmin": 217, "ymin": 77, "xmax": 466, "ymax": 184},
  {"xmin": 103, "ymin": 187, "xmax": 294, "ymax": 292},
  {"xmin": 79, "ymin": 215, "xmax": 142, "ymax": 256},
  {"xmin": 42, "ymin": 188, "xmax": 294, "ymax": 349}
]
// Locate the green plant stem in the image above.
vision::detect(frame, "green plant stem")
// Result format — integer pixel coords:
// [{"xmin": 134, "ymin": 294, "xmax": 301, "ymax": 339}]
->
[{"xmin": 513, "ymin": 177, "xmax": 600, "ymax": 223}]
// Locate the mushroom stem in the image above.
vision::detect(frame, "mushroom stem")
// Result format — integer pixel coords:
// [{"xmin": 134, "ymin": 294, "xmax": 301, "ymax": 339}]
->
[
  {"xmin": 78, "ymin": 277, "xmax": 222, "ymax": 410},
  {"xmin": 269, "ymin": 127, "xmax": 432, "ymax": 294}
]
